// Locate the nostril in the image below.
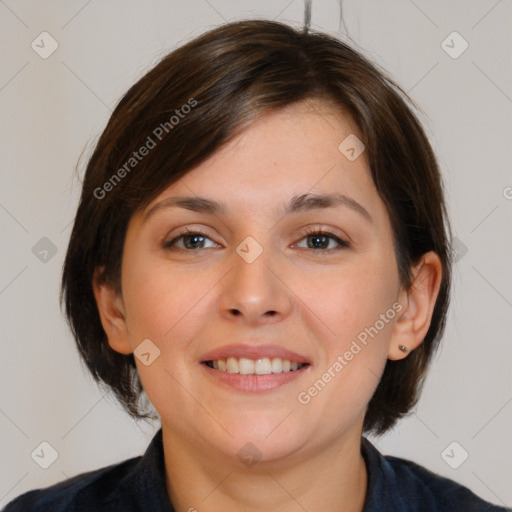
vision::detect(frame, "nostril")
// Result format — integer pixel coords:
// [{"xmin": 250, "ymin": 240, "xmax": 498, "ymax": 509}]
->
[{"xmin": 228, "ymin": 309, "xmax": 277, "ymax": 317}]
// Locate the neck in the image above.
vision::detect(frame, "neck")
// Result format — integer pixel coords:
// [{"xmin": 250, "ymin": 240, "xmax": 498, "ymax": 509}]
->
[{"xmin": 162, "ymin": 425, "xmax": 368, "ymax": 512}]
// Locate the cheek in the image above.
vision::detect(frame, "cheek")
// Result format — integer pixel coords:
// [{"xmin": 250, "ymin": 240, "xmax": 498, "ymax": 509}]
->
[
  {"xmin": 121, "ymin": 254, "xmax": 220, "ymax": 352},
  {"xmin": 300, "ymin": 264, "xmax": 398, "ymax": 412},
  {"xmin": 302, "ymin": 263, "xmax": 397, "ymax": 349},
  {"xmin": 120, "ymin": 258, "xmax": 217, "ymax": 404},
  {"xmin": 295, "ymin": 276, "xmax": 397, "ymax": 429}
]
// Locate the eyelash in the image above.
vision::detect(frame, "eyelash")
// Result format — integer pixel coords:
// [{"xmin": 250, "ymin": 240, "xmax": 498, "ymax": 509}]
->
[{"xmin": 163, "ymin": 227, "xmax": 350, "ymax": 253}]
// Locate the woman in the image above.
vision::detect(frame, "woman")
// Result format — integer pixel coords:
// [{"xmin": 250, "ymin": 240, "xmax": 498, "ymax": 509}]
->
[{"xmin": 4, "ymin": 18, "xmax": 509, "ymax": 512}]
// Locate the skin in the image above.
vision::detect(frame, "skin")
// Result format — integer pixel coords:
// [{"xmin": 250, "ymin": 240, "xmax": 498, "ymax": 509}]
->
[{"xmin": 94, "ymin": 99, "xmax": 442, "ymax": 512}]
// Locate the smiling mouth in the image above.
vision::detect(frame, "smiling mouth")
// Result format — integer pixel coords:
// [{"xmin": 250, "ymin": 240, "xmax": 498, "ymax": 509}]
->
[{"xmin": 203, "ymin": 357, "xmax": 309, "ymax": 375}]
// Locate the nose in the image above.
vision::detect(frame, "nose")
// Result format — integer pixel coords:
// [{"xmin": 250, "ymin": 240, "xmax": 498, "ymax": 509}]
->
[{"xmin": 218, "ymin": 242, "xmax": 293, "ymax": 327}]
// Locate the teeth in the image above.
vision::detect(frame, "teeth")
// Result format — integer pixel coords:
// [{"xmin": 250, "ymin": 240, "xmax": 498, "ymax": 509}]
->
[
  {"xmin": 239, "ymin": 357, "xmax": 254, "ymax": 375},
  {"xmin": 207, "ymin": 357, "xmax": 305, "ymax": 375},
  {"xmin": 271, "ymin": 357, "xmax": 282, "ymax": 373},
  {"xmin": 226, "ymin": 357, "xmax": 239, "ymax": 374},
  {"xmin": 255, "ymin": 358, "xmax": 272, "ymax": 375}
]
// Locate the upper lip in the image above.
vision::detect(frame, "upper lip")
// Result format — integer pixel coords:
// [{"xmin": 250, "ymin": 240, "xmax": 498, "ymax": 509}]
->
[{"xmin": 200, "ymin": 343, "xmax": 310, "ymax": 364}]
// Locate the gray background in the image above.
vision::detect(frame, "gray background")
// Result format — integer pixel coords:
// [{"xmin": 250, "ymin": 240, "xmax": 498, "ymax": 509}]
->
[{"xmin": 1, "ymin": 0, "xmax": 511, "ymax": 508}]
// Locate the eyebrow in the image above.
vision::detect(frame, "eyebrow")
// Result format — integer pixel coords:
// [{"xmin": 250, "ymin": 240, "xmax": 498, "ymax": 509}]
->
[{"xmin": 143, "ymin": 192, "xmax": 373, "ymax": 223}]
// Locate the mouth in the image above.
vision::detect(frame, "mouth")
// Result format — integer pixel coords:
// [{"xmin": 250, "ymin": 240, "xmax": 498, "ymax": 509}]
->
[
  {"xmin": 199, "ymin": 344, "xmax": 311, "ymax": 392},
  {"xmin": 202, "ymin": 357, "xmax": 309, "ymax": 375}
]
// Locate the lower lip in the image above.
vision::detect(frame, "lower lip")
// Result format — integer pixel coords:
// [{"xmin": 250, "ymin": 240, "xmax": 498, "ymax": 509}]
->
[{"xmin": 200, "ymin": 364, "xmax": 309, "ymax": 392}]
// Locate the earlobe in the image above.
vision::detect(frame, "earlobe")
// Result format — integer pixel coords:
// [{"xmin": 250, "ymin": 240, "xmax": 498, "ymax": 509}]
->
[
  {"xmin": 92, "ymin": 268, "xmax": 133, "ymax": 355},
  {"xmin": 388, "ymin": 251, "xmax": 443, "ymax": 361}
]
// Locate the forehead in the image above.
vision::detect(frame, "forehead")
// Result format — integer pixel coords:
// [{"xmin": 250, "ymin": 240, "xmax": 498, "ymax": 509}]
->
[{"xmin": 137, "ymin": 99, "xmax": 388, "ymax": 228}]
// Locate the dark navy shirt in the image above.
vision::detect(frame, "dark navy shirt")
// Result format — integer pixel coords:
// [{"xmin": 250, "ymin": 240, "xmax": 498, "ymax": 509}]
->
[{"xmin": 3, "ymin": 429, "xmax": 510, "ymax": 511}]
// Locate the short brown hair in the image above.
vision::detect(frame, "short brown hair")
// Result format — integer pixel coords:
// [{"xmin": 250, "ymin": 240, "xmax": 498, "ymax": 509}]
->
[{"xmin": 61, "ymin": 19, "xmax": 452, "ymax": 436}]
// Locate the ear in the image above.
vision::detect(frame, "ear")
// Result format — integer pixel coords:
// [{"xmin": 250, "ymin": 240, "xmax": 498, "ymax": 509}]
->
[
  {"xmin": 388, "ymin": 251, "xmax": 443, "ymax": 360},
  {"xmin": 92, "ymin": 268, "xmax": 133, "ymax": 355}
]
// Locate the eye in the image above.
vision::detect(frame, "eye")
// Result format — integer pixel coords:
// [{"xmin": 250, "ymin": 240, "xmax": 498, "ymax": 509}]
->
[
  {"xmin": 163, "ymin": 229, "xmax": 219, "ymax": 251},
  {"xmin": 163, "ymin": 228, "xmax": 350, "ymax": 252},
  {"xmin": 295, "ymin": 229, "xmax": 350, "ymax": 251}
]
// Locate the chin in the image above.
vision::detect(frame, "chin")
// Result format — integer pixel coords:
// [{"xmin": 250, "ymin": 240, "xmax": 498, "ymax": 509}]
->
[{"xmin": 219, "ymin": 413, "xmax": 312, "ymax": 463}]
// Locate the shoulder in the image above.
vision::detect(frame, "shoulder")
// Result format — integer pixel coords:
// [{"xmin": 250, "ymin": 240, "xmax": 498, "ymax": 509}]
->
[
  {"xmin": 2, "ymin": 429, "xmax": 172, "ymax": 512},
  {"xmin": 384, "ymin": 454, "xmax": 510, "ymax": 511},
  {"xmin": 2, "ymin": 457, "xmax": 141, "ymax": 512},
  {"xmin": 361, "ymin": 437, "xmax": 511, "ymax": 512}
]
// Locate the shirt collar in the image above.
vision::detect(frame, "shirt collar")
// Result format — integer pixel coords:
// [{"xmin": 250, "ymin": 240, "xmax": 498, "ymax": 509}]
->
[
  {"xmin": 361, "ymin": 436, "xmax": 413, "ymax": 511},
  {"xmin": 122, "ymin": 429, "xmax": 404, "ymax": 512},
  {"xmin": 117, "ymin": 428, "xmax": 174, "ymax": 511}
]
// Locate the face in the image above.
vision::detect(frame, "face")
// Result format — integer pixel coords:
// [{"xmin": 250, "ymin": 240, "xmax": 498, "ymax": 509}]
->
[{"xmin": 102, "ymin": 100, "xmax": 408, "ymax": 465}]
